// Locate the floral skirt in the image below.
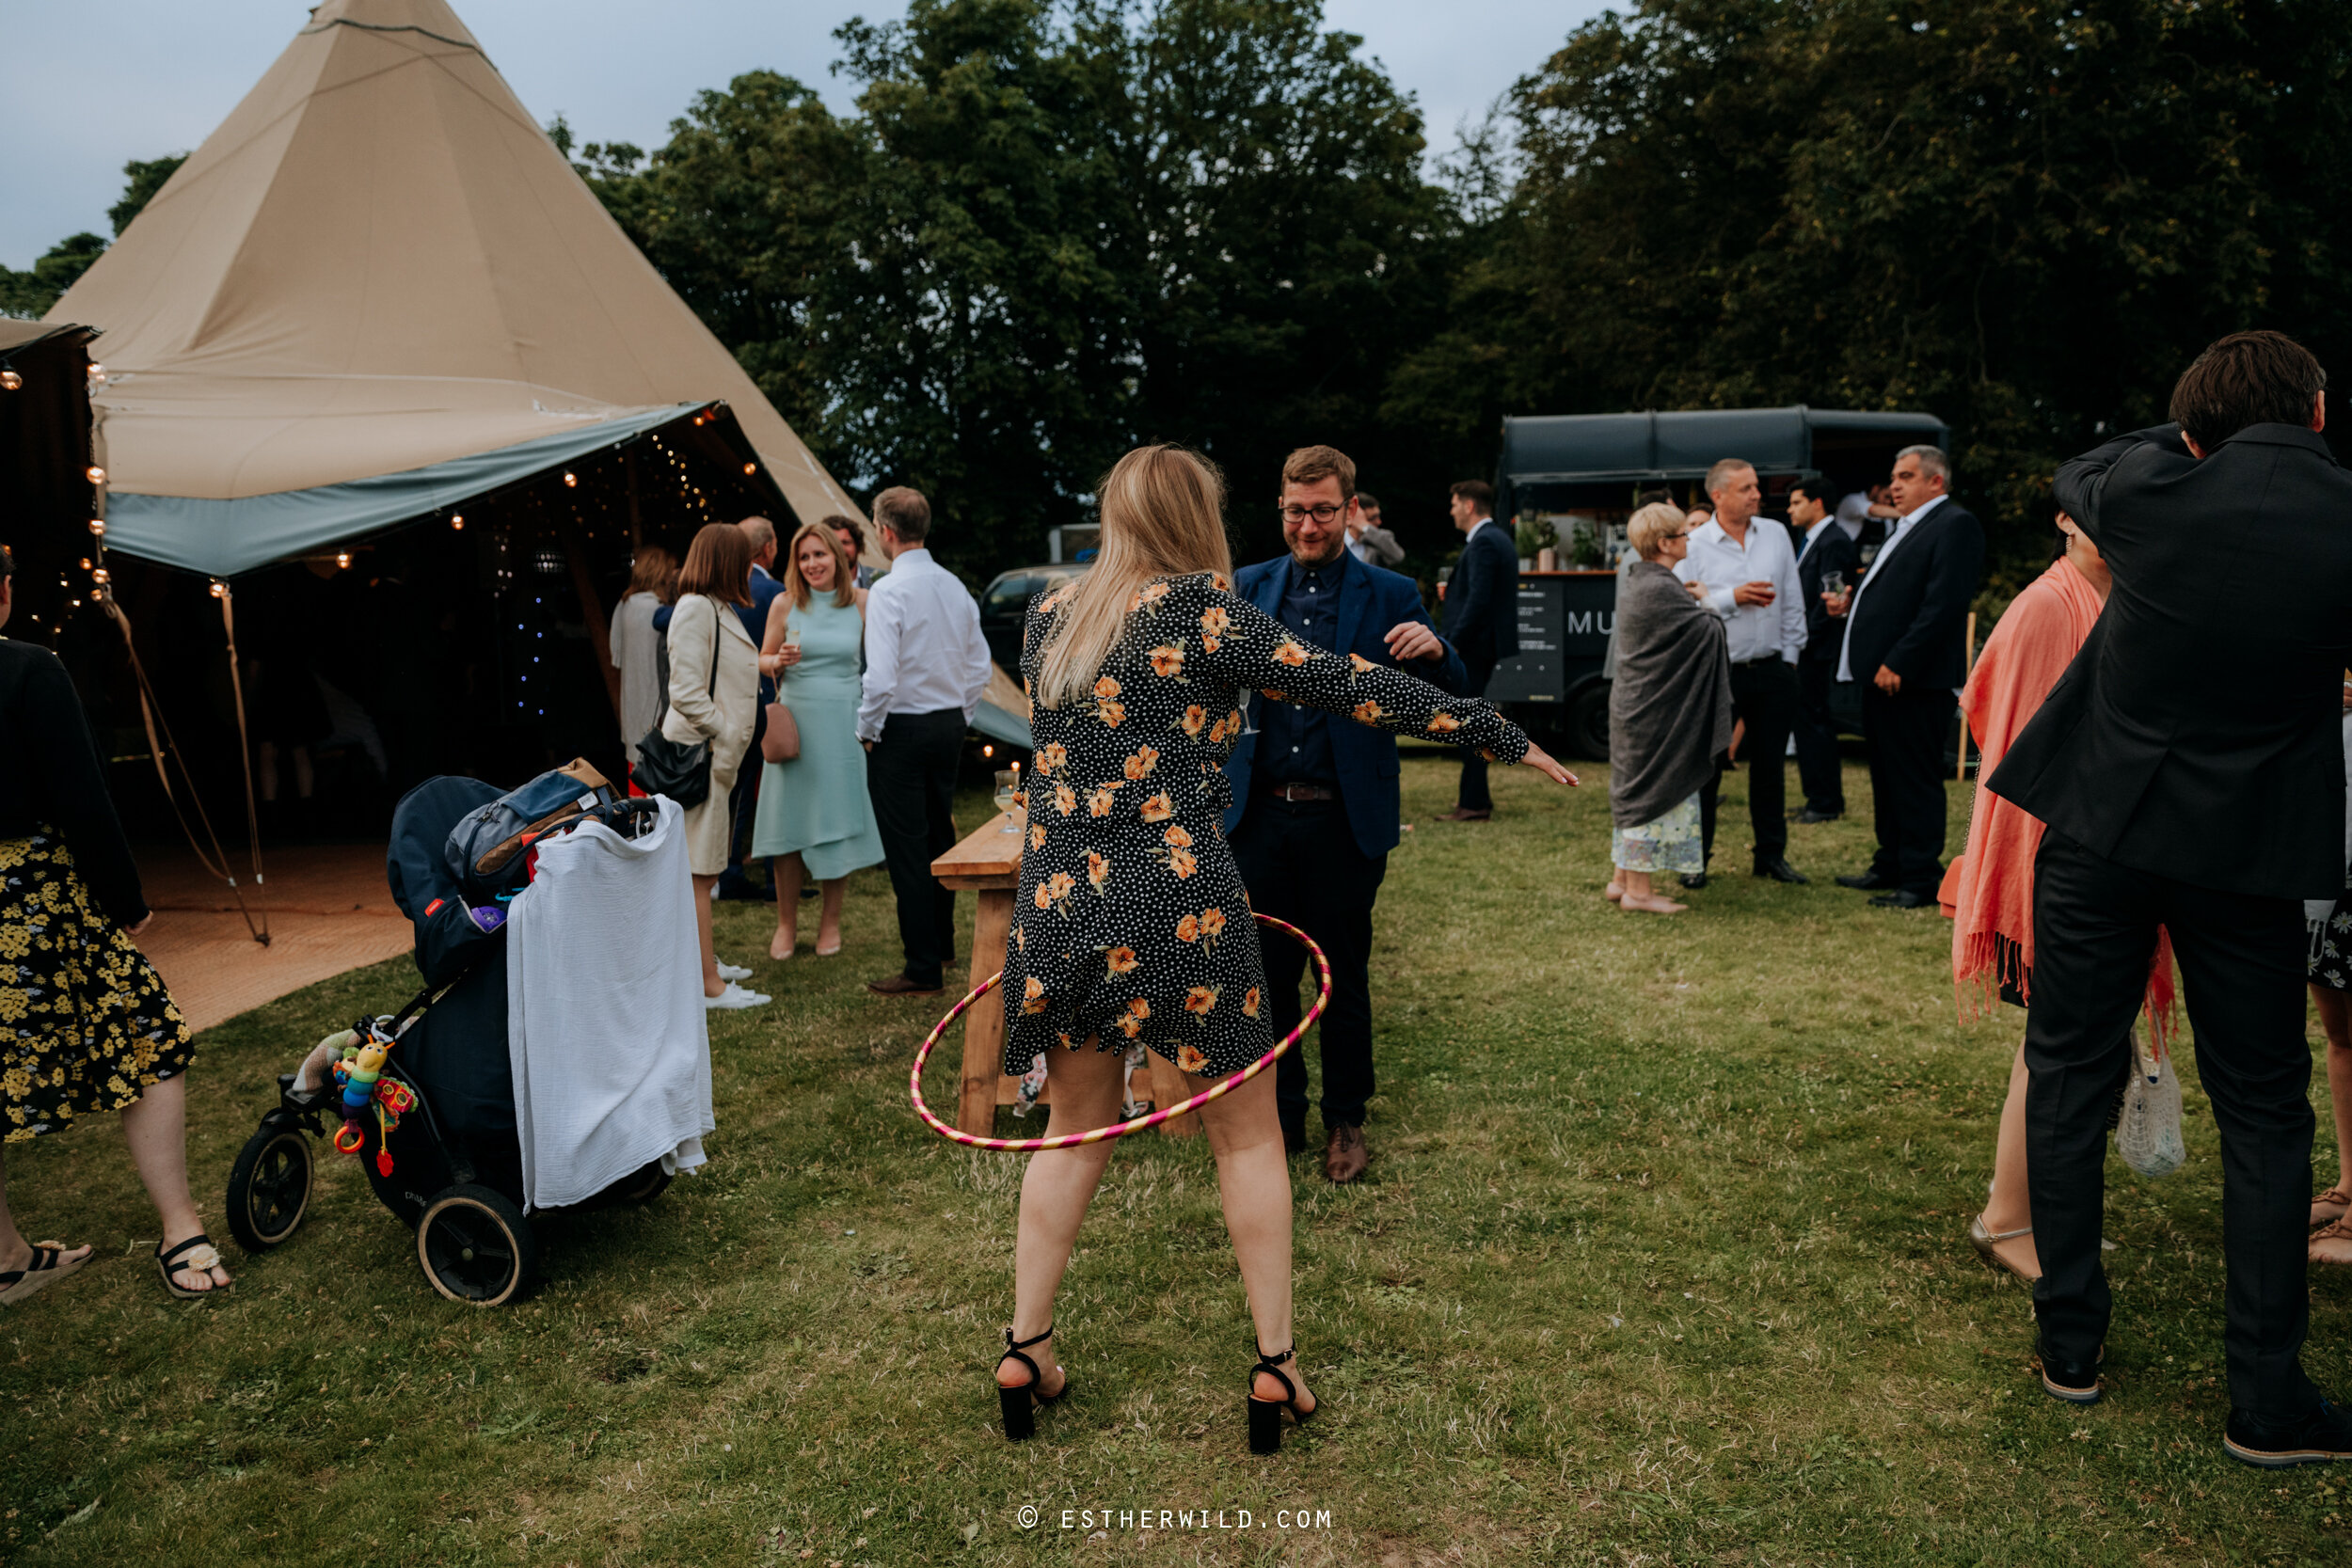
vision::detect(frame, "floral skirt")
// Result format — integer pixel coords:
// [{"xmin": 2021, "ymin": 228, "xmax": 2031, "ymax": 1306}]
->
[
  {"xmin": 1, "ymin": 829, "xmax": 192, "ymax": 1143},
  {"xmin": 2310, "ymin": 874, "xmax": 2352, "ymax": 993},
  {"xmin": 1611, "ymin": 793, "xmax": 1704, "ymax": 875}
]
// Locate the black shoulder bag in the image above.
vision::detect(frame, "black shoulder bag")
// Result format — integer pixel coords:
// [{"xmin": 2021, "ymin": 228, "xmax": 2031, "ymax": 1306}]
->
[{"xmin": 632, "ymin": 598, "xmax": 720, "ymax": 808}]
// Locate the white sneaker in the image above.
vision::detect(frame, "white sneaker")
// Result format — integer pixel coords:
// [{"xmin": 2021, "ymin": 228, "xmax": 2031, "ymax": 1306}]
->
[
  {"xmin": 704, "ymin": 981, "xmax": 770, "ymax": 1010},
  {"xmin": 716, "ymin": 960, "xmax": 754, "ymax": 982}
]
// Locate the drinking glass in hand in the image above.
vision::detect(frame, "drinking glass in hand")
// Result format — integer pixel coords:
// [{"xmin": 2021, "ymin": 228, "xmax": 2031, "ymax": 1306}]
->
[
  {"xmin": 1820, "ymin": 570, "xmax": 1846, "ymax": 598},
  {"xmin": 994, "ymin": 768, "xmax": 1021, "ymax": 832}
]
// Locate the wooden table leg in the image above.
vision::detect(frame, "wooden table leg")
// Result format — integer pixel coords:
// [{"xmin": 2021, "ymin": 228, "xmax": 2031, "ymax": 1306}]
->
[{"xmin": 957, "ymin": 887, "xmax": 1013, "ymax": 1136}]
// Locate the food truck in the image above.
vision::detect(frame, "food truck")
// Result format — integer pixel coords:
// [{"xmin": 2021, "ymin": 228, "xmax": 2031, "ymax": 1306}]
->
[{"xmin": 1482, "ymin": 405, "xmax": 1951, "ymax": 757}]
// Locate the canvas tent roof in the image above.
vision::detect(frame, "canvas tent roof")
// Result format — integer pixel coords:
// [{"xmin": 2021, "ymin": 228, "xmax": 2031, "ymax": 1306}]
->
[{"xmin": 47, "ymin": 0, "xmax": 860, "ymax": 578}]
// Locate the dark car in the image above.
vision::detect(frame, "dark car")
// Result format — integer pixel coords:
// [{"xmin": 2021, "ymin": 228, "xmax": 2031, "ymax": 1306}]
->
[{"xmin": 977, "ymin": 563, "xmax": 1089, "ymax": 673}]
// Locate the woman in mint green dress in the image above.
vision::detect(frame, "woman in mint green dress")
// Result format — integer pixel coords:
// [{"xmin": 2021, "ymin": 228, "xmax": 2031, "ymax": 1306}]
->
[{"xmin": 752, "ymin": 524, "xmax": 886, "ymax": 958}]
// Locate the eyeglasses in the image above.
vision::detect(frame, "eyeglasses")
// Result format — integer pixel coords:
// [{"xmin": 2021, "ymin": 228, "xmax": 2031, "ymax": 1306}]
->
[
  {"xmin": 1279, "ymin": 503, "xmax": 1345, "ymax": 524},
  {"xmin": 1662, "ymin": 530, "xmax": 1690, "ymax": 541}
]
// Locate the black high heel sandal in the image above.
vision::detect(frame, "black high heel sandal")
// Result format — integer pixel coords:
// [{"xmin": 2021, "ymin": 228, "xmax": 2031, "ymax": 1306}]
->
[
  {"xmin": 996, "ymin": 1324, "xmax": 1069, "ymax": 1441},
  {"xmin": 1248, "ymin": 1344, "xmax": 1317, "ymax": 1455}
]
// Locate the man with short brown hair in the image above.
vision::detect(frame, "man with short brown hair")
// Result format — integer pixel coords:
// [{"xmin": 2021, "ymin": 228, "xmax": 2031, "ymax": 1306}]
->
[
  {"xmin": 1226, "ymin": 446, "xmax": 1469, "ymax": 1180},
  {"xmin": 1989, "ymin": 331, "xmax": 2352, "ymax": 1459},
  {"xmin": 859, "ymin": 485, "xmax": 992, "ymax": 995},
  {"xmin": 1438, "ymin": 480, "xmax": 1518, "ymax": 820}
]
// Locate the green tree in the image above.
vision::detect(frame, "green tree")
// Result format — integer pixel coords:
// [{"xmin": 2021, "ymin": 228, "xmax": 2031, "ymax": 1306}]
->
[
  {"xmin": 584, "ymin": 0, "xmax": 1454, "ymax": 577},
  {"xmin": 1391, "ymin": 0, "xmax": 2352, "ymax": 591},
  {"xmin": 0, "ymin": 231, "xmax": 107, "ymax": 319},
  {"xmin": 108, "ymin": 153, "xmax": 187, "ymax": 235},
  {"xmin": 3, "ymin": 152, "xmax": 190, "ymax": 318}
]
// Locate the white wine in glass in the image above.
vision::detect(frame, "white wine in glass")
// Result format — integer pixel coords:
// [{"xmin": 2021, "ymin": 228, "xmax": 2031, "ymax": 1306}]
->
[{"xmin": 994, "ymin": 768, "xmax": 1020, "ymax": 832}]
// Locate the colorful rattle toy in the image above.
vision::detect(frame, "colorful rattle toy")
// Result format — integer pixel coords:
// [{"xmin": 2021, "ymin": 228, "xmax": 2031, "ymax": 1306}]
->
[
  {"xmin": 330, "ymin": 1022, "xmax": 416, "ymax": 1177},
  {"xmin": 911, "ymin": 913, "xmax": 1331, "ymax": 1152}
]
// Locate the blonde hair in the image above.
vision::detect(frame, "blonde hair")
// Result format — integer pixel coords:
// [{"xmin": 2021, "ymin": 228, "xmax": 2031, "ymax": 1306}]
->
[
  {"xmin": 781, "ymin": 521, "xmax": 856, "ymax": 610},
  {"xmin": 1033, "ymin": 445, "xmax": 1234, "ymax": 708},
  {"xmin": 1628, "ymin": 502, "xmax": 1689, "ymax": 561}
]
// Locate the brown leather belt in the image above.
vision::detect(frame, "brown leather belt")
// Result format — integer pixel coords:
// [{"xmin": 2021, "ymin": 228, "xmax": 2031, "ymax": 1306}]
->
[{"xmin": 1261, "ymin": 782, "xmax": 1339, "ymax": 802}]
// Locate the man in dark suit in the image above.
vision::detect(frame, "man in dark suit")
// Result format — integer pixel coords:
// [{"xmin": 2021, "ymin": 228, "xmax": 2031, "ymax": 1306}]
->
[
  {"xmin": 1788, "ymin": 478, "xmax": 1859, "ymax": 822},
  {"xmin": 1438, "ymin": 480, "xmax": 1519, "ymax": 821},
  {"xmin": 1825, "ymin": 446, "xmax": 1982, "ymax": 907},
  {"xmin": 1988, "ymin": 331, "xmax": 2352, "ymax": 1461},
  {"xmin": 1226, "ymin": 445, "xmax": 1470, "ymax": 1182}
]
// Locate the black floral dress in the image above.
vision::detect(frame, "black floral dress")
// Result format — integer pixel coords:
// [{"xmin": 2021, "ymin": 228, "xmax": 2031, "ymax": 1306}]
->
[
  {"xmin": 1, "ymin": 830, "xmax": 192, "ymax": 1142},
  {"xmin": 1001, "ymin": 572, "xmax": 1528, "ymax": 1079}
]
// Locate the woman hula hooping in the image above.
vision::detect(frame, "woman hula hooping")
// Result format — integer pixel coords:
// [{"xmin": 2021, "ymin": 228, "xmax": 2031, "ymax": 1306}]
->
[{"xmin": 951, "ymin": 443, "xmax": 1571, "ymax": 1454}]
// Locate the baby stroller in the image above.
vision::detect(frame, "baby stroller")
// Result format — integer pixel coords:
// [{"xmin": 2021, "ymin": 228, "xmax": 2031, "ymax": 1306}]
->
[{"xmin": 223, "ymin": 762, "xmax": 694, "ymax": 1306}]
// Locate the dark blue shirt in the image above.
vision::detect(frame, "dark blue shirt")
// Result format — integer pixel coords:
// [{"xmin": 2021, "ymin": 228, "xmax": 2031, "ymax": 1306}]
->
[{"xmin": 1258, "ymin": 557, "xmax": 1342, "ymax": 785}]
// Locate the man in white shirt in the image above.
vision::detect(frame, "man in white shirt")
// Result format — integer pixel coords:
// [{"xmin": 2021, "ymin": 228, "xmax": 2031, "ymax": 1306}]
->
[
  {"xmin": 1672, "ymin": 458, "xmax": 1809, "ymax": 886},
  {"xmin": 858, "ymin": 487, "xmax": 993, "ymax": 995}
]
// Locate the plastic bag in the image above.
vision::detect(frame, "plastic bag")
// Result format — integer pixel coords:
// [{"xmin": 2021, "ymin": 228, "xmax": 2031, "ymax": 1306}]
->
[{"xmin": 2115, "ymin": 1025, "xmax": 2186, "ymax": 1179}]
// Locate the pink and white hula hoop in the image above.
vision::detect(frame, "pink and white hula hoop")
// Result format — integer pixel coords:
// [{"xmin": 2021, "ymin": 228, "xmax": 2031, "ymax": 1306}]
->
[{"xmin": 910, "ymin": 913, "xmax": 1332, "ymax": 1151}]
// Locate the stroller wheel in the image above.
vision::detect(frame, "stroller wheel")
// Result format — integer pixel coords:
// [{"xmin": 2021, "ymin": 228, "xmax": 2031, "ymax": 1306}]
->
[
  {"xmin": 226, "ymin": 1126, "xmax": 313, "ymax": 1252},
  {"xmin": 417, "ymin": 1184, "xmax": 539, "ymax": 1307}
]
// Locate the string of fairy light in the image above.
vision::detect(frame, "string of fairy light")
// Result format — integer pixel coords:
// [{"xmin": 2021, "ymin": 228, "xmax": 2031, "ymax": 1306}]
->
[{"xmin": 14, "ymin": 370, "xmax": 775, "ymax": 730}]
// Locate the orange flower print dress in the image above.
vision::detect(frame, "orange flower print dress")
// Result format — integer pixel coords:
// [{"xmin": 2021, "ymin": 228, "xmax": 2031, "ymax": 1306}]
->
[{"xmin": 1002, "ymin": 573, "xmax": 1527, "ymax": 1077}]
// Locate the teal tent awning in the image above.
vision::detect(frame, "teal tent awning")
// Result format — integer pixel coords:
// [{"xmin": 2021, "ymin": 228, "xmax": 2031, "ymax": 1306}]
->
[{"xmin": 103, "ymin": 402, "xmax": 707, "ymax": 578}]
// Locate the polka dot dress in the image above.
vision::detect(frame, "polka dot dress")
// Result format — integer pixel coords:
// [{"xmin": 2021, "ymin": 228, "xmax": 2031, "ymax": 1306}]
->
[{"xmin": 1001, "ymin": 572, "xmax": 1528, "ymax": 1079}]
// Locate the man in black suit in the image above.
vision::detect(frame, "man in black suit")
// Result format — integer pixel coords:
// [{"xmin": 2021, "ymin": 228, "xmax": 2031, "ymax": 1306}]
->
[
  {"xmin": 1988, "ymin": 331, "xmax": 2352, "ymax": 1462},
  {"xmin": 1825, "ymin": 446, "xmax": 1982, "ymax": 907},
  {"xmin": 1438, "ymin": 480, "xmax": 1520, "ymax": 821},
  {"xmin": 1788, "ymin": 478, "xmax": 1859, "ymax": 822}
]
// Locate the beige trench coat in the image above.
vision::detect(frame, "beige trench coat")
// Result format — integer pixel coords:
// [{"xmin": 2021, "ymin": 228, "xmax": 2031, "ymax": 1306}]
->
[{"xmin": 660, "ymin": 594, "xmax": 761, "ymax": 875}]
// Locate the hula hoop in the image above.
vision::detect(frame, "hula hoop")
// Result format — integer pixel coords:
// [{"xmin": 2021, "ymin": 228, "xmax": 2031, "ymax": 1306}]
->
[{"xmin": 910, "ymin": 913, "xmax": 1332, "ymax": 1151}]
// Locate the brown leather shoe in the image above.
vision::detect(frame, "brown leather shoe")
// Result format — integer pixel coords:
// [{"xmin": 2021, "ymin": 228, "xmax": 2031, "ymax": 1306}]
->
[
  {"xmin": 1435, "ymin": 808, "xmax": 1491, "ymax": 822},
  {"xmin": 866, "ymin": 972, "xmax": 944, "ymax": 997},
  {"xmin": 1324, "ymin": 1124, "xmax": 1368, "ymax": 1183}
]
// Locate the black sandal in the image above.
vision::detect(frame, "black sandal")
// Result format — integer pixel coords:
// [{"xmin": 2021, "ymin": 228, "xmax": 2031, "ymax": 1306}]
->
[
  {"xmin": 155, "ymin": 1234, "xmax": 230, "ymax": 1300},
  {"xmin": 0, "ymin": 1241, "xmax": 89, "ymax": 1306},
  {"xmin": 1248, "ymin": 1343, "xmax": 1317, "ymax": 1455},
  {"xmin": 995, "ymin": 1324, "xmax": 1069, "ymax": 1441}
]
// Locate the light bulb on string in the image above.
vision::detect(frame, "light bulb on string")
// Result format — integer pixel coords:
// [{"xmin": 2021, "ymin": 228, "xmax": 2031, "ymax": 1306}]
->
[
  {"xmin": 563, "ymin": 471, "xmax": 578, "ymax": 487},
  {"xmin": 87, "ymin": 518, "xmax": 104, "ymax": 537},
  {"xmin": 743, "ymin": 463, "xmax": 757, "ymax": 476},
  {"xmin": 336, "ymin": 551, "xmax": 352, "ymax": 569},
  {"xmin": 210, "ymin": 581, "xmax": 228, "ymax": 599},
  {"xmin": 0, "ymin": 369, "xmax": 21, "ymax": 391},
  {"xmin": 91, "ymin": 568, "xmax": 109, "ymax": 587},
  {"xmin": 78, "ymin": 558, "xmax": 90, "ymax": 571},
  {"xmin": 87, "ymin": 363, "xmax": 105, "ymax": 383},
  {"xmin": 87, "ymin": 466, "xmax": 105, "ymax": 484},
  {"xmin": 452, "ymin": 514, "xmax": 465, "ymax": 530}
]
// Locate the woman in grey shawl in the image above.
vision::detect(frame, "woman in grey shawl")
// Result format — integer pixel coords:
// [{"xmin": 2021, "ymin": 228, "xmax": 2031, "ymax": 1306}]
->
[{"xmin": 1606, "ymin": 502, "xmax": 1735, "ymax": 913}]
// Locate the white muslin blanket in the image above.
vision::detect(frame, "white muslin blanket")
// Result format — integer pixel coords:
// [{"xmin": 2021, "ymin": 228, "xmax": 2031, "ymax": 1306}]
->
[{"xmin": 506, "ymin": 795, "xmax": 714, "ymax": 1211}]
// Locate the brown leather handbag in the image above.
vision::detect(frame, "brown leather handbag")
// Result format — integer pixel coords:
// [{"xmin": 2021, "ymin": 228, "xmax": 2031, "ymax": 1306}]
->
[{"xmin": 759, "ymin": 698, "xmax": 801, "ymax": 764}]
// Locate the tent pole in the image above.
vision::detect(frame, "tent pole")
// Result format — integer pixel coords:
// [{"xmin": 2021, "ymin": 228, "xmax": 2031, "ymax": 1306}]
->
[{"xmin": 559, "ymin": 515, "xmax": 622, "ymax": 721}]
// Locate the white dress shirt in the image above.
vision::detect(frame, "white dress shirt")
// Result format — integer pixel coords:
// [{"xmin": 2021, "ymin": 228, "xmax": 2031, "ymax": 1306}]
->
[
  {"xmin": 1833, "ymin": 490, "xmax": 1876, "ymax": 541},
  {"xmin": 1674, "ymin": 515, "xmax": 1805, "ymax": 664},
  {"xmin": 1836, "ymin": 493, "xmax": 1947, "ymax": 682},
  {"xmin": 856, "ymin": 546, "xmax": 993, "ymax": 742}
]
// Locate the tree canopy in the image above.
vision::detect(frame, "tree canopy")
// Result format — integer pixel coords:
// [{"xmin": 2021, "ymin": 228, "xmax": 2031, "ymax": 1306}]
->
[{"xmin": 16, "ymin": 2, "xmax": 2352, "ymax": 590}]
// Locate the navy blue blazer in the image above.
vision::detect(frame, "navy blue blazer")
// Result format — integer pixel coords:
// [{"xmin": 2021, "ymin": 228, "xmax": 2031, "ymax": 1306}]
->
[
  {"xmin": 1221, "ymin": 549, "xmax": 1469, "ymax": 861},
  {"xmin": 1441, "ymin": 520, "xmax": 1522, "ymax": 668}
]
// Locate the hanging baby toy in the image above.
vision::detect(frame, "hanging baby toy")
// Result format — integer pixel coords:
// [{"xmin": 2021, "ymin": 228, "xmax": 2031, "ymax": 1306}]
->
[{"xmin": 330, "ymin": 1021, "xmax": 416, "ymax": 1177}]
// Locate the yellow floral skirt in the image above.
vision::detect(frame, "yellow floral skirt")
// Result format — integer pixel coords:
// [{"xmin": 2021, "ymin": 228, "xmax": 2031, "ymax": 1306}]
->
[{"xmin": 0, "ymin": 829, "xmax": 192, "ymax": 1143}]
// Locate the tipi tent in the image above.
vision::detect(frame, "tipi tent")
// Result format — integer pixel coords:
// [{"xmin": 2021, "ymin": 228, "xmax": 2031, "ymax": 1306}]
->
[{"xmin": 49, "ymin": 0, "xmax": 860, "ymax": 578}]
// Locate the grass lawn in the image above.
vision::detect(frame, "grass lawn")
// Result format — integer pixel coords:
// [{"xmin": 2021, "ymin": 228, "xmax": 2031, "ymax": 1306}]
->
[{"xmin": 6, "ymin": 753, "xmax": 2351, "ymax": 1566}]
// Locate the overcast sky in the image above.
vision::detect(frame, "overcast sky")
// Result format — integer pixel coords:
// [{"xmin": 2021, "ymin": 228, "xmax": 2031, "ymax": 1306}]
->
[{"xmin": 3, "ymin": 1, "xmax": 1613, "ymax": 269}]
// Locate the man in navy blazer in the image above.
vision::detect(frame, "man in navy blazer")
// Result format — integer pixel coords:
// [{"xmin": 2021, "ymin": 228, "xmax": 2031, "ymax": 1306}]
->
[
  {"xmin": 1224, "ymin": 446, "xmax": 1468, "ymax": 1182},
  {"xmin": 1438, "ymin": 480, "xmax": 1520, "ymax": 819}
]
